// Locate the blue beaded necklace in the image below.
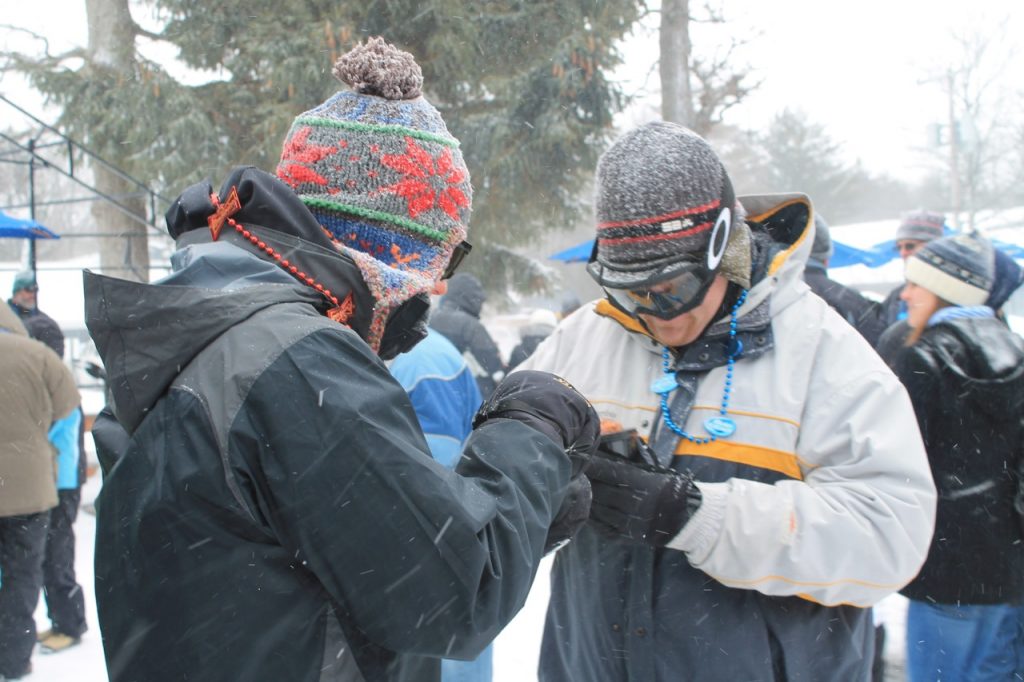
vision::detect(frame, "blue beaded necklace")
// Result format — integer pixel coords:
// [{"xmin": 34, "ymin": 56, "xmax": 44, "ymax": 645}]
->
[{"xmin": 651, "ymin": 289, "xmax": 748, "ymax": 444}]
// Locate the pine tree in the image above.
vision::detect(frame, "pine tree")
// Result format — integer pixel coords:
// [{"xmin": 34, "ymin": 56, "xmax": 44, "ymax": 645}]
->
[{"xmin": 6, "ymin": 0, "xmax": 642, "ymax": 291}]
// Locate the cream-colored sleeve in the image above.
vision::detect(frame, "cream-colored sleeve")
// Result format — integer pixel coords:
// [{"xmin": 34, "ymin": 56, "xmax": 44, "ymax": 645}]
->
[{"xmin": 669, "ymin": 340, "xmax": 936, "ymax": 607}]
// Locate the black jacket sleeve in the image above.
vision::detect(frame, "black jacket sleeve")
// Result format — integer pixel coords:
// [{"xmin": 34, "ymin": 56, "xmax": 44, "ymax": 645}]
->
[
  {"xmin": 893, "ymin": 341, "xmax": 940, "ymax": 448},
  {"xmin": 242, "ymin": 327, "xmax": 570, "ymax": 660}
]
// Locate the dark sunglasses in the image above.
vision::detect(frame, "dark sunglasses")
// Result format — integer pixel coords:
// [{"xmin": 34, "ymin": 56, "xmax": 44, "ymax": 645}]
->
[{"xmin": 442, "ymin": 240, "xmax": 472, "ymax": 280}]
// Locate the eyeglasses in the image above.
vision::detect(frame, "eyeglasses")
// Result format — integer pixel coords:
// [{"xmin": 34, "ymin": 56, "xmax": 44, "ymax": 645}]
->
[
  {"xmin": 895, "ymin": 240, "xmax": 923, "ymax": 256},
  {"xmin": 602, "ymin": 262, "xmax": 717, "ymax": 320},
  {"xmin": 442, "ymin": 240, "xmax": 472, "ymax": 280}
]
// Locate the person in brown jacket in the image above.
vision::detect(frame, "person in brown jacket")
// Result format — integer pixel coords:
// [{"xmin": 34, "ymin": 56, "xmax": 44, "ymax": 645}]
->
[{"xmin": 0, "ymin": 301, "xmax": 80, "ymax": 681}]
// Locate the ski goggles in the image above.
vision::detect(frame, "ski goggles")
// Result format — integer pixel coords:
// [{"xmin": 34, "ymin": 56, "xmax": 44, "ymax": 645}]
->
[
  {"xmin": 588, "ymin": 203, "xmax": 733, "ymax": 320},
  {"xmin": 601, "ymin": 262, "xmax": 717, "ymax": 319}
]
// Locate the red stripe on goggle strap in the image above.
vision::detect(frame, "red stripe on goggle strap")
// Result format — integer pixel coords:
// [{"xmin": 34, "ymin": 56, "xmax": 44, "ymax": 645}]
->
[
  {"xmin": 597, "ymin": 199, "xmax": 721, "ymax": 230},
  {"xmin": 599, "ymin": 221, "xmax": 714, "ymax": 246}
]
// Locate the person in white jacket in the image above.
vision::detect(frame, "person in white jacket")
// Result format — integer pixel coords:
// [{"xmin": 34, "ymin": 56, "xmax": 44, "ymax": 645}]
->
[{"xmin": 518, "ymin": 121, "xmax": 936, "ymax": 681}]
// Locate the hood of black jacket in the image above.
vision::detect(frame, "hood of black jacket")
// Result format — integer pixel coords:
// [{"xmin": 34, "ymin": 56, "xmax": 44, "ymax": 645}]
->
[
  {"xmin": 441, "ymin": 273, "xmax": 486, "ymax": 318},
  {"xmin": 84, "ymin": 268, "xmax": 323, "ymax": 435},
  {"xmin": 925, "ymin": 316, "xmax": 1024, "ymax": 413}
]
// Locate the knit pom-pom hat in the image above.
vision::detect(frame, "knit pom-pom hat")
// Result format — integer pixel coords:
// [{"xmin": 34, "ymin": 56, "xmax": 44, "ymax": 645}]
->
[
  {"xmin": 276, "ymin": 37, "xmax": 472, "ymax": 350},
  {"xmin": 905, "ymin": 232, "xmax": 995, "ymax": 306}
]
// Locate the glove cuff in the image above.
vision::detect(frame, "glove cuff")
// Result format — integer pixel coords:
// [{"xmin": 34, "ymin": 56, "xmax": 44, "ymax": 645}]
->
[{"xmin": 664, "ymin": 480, "xmax": 725, "ymax": 555}]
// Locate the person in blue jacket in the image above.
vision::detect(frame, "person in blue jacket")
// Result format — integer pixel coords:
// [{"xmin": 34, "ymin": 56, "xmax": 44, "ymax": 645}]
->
[
  {"xmin": 38, "ymin": 408, "xmax": 88, "ymax": 653},
  {"xmin": 390, "ymin": 328, "xmax": 490, "ymax": 681}
]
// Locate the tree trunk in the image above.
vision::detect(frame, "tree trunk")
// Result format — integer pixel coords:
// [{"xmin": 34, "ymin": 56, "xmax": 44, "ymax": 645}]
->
[
  {"xmin": 86, "ymin": 0, "xmax": 150, "ymax": 282},
  {"xmin": 659, "ymin": 0, "xmax": 694, "ymax": 127}
]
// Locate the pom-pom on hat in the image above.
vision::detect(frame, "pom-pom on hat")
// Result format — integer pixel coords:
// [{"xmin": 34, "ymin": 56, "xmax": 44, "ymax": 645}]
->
[
  {"xmin": 276, "ymin": 37, "xmax": 472, "ymax": 346},
  {"xmin": 588, "ymin": 122, "xmax": 738, "ymax": 289},
  {"xmin": 895, "ymin": 210, "xmax": 945, "ymax": 243},
  {"xmin": 905, "ymin": 232, "xmax": 995, "ymax": 307}
]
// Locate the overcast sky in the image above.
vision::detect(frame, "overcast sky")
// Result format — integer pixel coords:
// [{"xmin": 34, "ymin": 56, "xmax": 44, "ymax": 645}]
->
[
  {"xmin": 615, "ymin": 0, "xmax": 1022, "ymax": 181},
  {"xmin": 2, "ymin": 1, "xmax": 1021, "ymax": 184}
]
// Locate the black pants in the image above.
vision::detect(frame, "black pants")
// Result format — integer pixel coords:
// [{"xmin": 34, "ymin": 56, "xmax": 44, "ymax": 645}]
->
[
  {"xmin": 43, "ymin": 488, "xmax": 87, "ymax": 638},
  {"xmin": 0, "ymin": 511, "xmax": 49, "ymax": 678}
]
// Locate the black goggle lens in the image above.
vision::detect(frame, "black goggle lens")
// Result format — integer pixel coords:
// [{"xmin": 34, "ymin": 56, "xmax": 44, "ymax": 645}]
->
[
  {"xmin": 442, "ymin": 240, "xmax": 472, "ymax": 280},
  {"xmin": 603, "ymin": 265, "xmax": 714, "ymax": 320}
]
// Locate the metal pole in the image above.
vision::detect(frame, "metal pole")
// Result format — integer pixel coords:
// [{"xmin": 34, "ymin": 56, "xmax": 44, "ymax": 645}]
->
[
  {"xmin": 948, "ymin": 71, "xmax": 961, "ymax": 230},
  {"xmin": 28, "ymin": 137, "xmax": 37, "ymax": 275}
]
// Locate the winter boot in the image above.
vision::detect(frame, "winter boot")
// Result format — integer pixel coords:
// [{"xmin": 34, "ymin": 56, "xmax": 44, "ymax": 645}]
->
[{"xmin": 39, "ymin": 631, "xmax": 81, "ymax": 653}]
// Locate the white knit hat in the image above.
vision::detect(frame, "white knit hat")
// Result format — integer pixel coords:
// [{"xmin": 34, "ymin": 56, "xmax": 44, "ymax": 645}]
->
[{"xmin": 904, "ymin": 232, "xmax": 994, "ymax": 306}]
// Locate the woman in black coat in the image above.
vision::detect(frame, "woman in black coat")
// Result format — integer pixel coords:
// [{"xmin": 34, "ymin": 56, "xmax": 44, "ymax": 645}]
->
[{"xmin": 893, "ymin": 233, "xmax": 1024, "ymax": 682}]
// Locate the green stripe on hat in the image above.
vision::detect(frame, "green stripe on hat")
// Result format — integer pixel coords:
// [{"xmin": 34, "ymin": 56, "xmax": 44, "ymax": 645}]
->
[
  {"xmin": 293, "ymin": 117, "xmax": 459, "ymax": 149},
  {"xmin": 300, "ymin": 196, "xmax": 450, "ymax": 242}
]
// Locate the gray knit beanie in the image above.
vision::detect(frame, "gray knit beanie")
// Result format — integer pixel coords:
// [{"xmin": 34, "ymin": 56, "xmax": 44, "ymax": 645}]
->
[
  {"xmin": 588, "ymin": 122, "xmax": 745, "ymax": 288},
  {"xmin": 895, "ymin": 210, "xmax": 945, "ymax": 243},
  {"xmin": 905, "ymin": 232, "xmax": 995, "ymax": 306}
]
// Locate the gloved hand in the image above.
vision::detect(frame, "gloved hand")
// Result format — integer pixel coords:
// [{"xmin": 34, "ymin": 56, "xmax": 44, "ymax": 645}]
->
[
  {"xmin": 587, "ymin": 449, "xmax": 702, "ymax": 546},
  {"xmin": 543, "ymin": 475, "xmax": 592, "ymax": 554},
  {"xmin": 473, "ymin": 370, "xmax": 599, "ymax": 477},
  {"xmin": 473, "ymin": 370, "xmax": 600, "ymax": 551}
]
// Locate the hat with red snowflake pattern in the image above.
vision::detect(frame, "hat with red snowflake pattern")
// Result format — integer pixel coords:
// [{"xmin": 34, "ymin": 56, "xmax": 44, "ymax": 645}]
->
[{"xmin": 276, "ymin": 37, "xmax": 472, "ymax": 345}]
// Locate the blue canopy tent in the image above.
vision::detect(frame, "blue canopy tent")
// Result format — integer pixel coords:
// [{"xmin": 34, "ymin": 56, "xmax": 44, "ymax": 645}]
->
[
  {"xmin": 0, "ymin": 211, "xmax": 60, "ymax": 239},
  {"xmin": 0, "ymin": 209, "xmax": 61, "ymax": 275},
  {"xmin": 549, "ymin": 239, "xmax": 595, "ymax": 263}
]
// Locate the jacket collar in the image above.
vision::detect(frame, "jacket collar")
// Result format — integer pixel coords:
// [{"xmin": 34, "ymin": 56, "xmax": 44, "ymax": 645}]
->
[{"xmin": 84, "ymin": 245, "xmax": 327, "ymax": 434}]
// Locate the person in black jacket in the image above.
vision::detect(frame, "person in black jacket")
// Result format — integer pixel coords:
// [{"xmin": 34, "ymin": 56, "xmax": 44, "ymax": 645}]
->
[
  {"xmin": 7, "ymin": 271, "xmax": 64, "ymax": 357},
  {"xmin": 877, "ymin": 246, "xmax": 1024, "ymax": 369},
  {"xmin": 509, "ymin": 308, "xmax": 558, "ymax": 370},
  {"xmin": 803, "ymin": 214, "xmax": 888, "ymax": 344},
  {"xmin": 87, "ymin": 38, "xmax": 598, "ymax": 682},
  {"xmin": 429, "ymin": 273, "xmax": 507, "ymax": 397},
  {"xmin": 893, "ymin": 232, "xmax": 1024, "ymax": 682}
]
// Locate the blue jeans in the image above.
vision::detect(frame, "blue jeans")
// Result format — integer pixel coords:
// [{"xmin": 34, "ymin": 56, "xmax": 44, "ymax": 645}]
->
[
  {"xmin": 906, "ymin": 599, "xmax": 1022, "ymax": 681},
  {"xmin": 441, "ymin": 645, "xmax": 492, "ymax": 682}
]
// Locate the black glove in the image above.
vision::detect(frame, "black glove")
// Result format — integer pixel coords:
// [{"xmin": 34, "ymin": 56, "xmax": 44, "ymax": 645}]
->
[
  {"xmin": 543, "ymin": 475, "xmax": 592, "ymax": 554},
  {"xmin": 473, "ymin": 370, "xmax": 599, "ymax": 477},
  {"xmin": 587, "ymin": 449, "xmax": 702, "ymax": 547}
]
